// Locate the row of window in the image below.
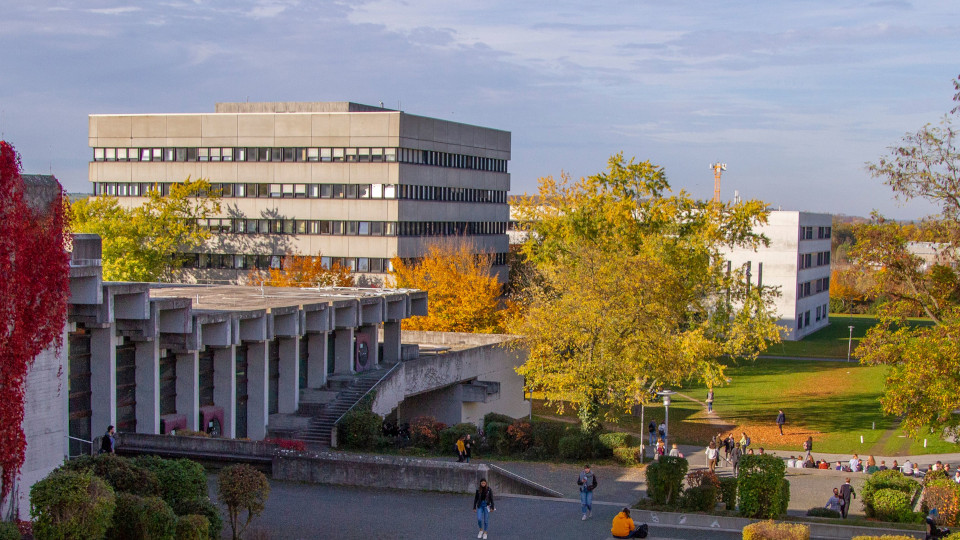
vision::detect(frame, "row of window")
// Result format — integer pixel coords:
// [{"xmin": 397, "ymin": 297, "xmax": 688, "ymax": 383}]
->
[
  {"xmin": 798, "ymin": 251, "xmax": 831, "ymax": 270},
  {"xmin": 93, "ymin": 182, "xmax": 508, "ymax": 204},
  {"xmin": 797, "ymin": 277, "xmax": 830, "ymax": 299},
  {"xmin": 800, "ymin": 226, "xmax": 832, "ymax": 240},
  {"xmin": 182, "ymin": 252, "xmax": 509, "ymax": 272},
  {"xmin": 796, "ymin": 303, "xmax": 829, "ymax": 330},
  {"xmin": 92, "ymin": 146, "xmax": 508, "ymax": 173},
  {"xmin": 198, "ymin": 218, "xmax": 507, "ymax": 237}
]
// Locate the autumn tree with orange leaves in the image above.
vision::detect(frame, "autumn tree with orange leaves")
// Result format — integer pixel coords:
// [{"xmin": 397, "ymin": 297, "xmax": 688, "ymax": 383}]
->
[
  {"xmin": 389, "ymin": 241, "xmax": 503, "ymax": 333},
  {"xmin": 248, "ymin": 253, "xmax": 354, "ymax": 288}
]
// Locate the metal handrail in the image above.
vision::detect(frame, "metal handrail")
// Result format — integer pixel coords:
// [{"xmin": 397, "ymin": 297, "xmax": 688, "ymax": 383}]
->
[
  {"xmin": 67, "ymin": 435, "xmax": 94, "ymax": 459},
  {"xmin": 333, "ymin": 362, "xmax": 403, "ymax": 428},
  {"xmin": 487, "ymin": 463, "xmax": 564, "ymax": 498}
]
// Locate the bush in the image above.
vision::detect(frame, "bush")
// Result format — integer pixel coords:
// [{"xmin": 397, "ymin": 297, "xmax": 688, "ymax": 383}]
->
[
  {"xmin": 645, "ymin": 456, "xmax": 688, "ymax": 506},
  {"xmin": 851, "ymin": 536, "xmax": 920, "ymax": 540},
  {"xmin": 682, "ymin": 485, "xmax": 717, "ymax": 512},
  {"xmin": 613, "ymin": 446, "xmax": 642, "ymax": 466},
  {"xmin": 31, "ymin": 470, "xmax": 116, "ymax": 540},
  {"xmin": 778, "ymin": 479, "xmax": 791, "ymax": 517},
  {"xmin": 873, "ymin": 488, "xmax": 915, "ymax": 523},
  {"xmin": 336, "ymin": 409, "xmax": 382, "ymax": 450},
  {"xmin": 175, "ymin": 515, "xmax": 210, "ymax": 540},
  {"xmin": 106, "ymin": 493, "xmax": 177, "ymax": 540},
  {"xmin": 438, "ymin": 423, "xmax": 478, "ymax": 456},
  {"xmin": 133, "ymin": 456, "xmax": 206, "ymax": 509},
  {"xmin": 484, "ymin": 421, "xmax": 509, "ymax": 453},
  {"xmin": 599, "ymin": 432, "xmax": 633, "ymax": 450},
  {"xmin": 925, "ymin": 469, "xmax": 949, "ymax": 485},
  {"xmin": 742, "ymin": 521, "xmax": 810, "ymax": 540},
  {"xmin": 718, "ymin": 477, "xmax": 738, "ymax": 510},
  {"xmin": 557, "ymin": 430, "xmax": 609, "ymax": 460},
  {"xmin": 738, "ymin": 454, "xmax": 788, "ymax": 519},
  {"xmin": 262, "ymin": 438, "xmax": 307, "ymax": 452},
  {"xmin": 806, "ymin": 507, "xmax": 841, "ymax": 518},
  {"xmin": 175, "ymin": 429, "xmax": 210, "ymax": 438},
  {"xmin": 862, "ymin": 470, "xmax": 920, "ymax": 518},
  {"xmin": 523, "ymin": 446, "xmax": 549, "ymax": 460},
  {"xmin": 171, "ymin": 498, "xmax": 222, "ymax": 540},
  {"xmin": 924, "ymin": 478, "xmax": 960, "ymax": 526},
  {"xmin": 531, "ymin": 422, "xmax": 566, "ymax": 455},
  {"xmin": 61, "ymin": 454, "xmax": 161, "ymax": 498},
  {"xmin": 218, "ymin": 464, "xmax": 270, "ymax": 540},
  {"xmin": 0, "ymin": 522, "xmax": 20, "ymax": 540},
  {"xmin": 499, "ymin": 420, "xmax": 533, "ymax": 454},
  {"xmin": 409, "ymin": 416, "xmax": 446, "ymax": 449},
  {"xmin": 483, "ymin": 412, "xmax": 514, "ymax": 432}
]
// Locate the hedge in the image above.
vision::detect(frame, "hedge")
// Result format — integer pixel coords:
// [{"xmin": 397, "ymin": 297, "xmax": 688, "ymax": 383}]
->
[
  {"xmin": 851, "ymin": 536, "xmax": 920, "ymax": 540},
  {"xmin": 31, "ymin": 470, "xmax": 116, "ymax": 540},
  {"xmin": 170, "ymin": 497, "xmax": 222, "ymax": 540},
  {"xmin": 0, "ymin": 523, "xmax": 20, "ymax": 540},
  {"xmin": 862, "ymin": 470, "xmax": 920, "ymax": 519},
  {"xmin": 483, "ymin": 412, "xmax": 514, "ymax": 432},
  {"xmin": 337, "ymin": 409, "xmax": 382, "ymax": 450},
  {"xmin": 485, "ymin": 421, "xmax": 510, "ymax": 453},
  {"xmin": 742, "ymin": 521, "xmax": 809, "ymax": 540},
  {"xmin": 924, "ymin": 478, "xmax": 960, "ymax": 526},
  {"xmin": 61, "ymin": 454, "xmax": 161, "ymax": 498},
  {"xmin": 133, "ymin": 456, "xmax": 206, "ymax": 510},
  {"xmin": 174, "ymin": 515, "xmax": 210, "ymax": 540},
  {"xmin": 598, "ymin": 432, "xmax": 633, "ymax": 450},
  {"xmin": 738, "ymin": 454, "xmax": 789, "ymax": 519},
  {"xmin": 531, "ymin": 422, "xmax": 567, "ymax": 455},
  {"xmin": 873, "ymin": 488, "xmax": 916, "ymax": 523},
  {"xmin": 613, "ymin": 446, "xmax": 642, "ymax": 466},
  {"xmin": 645, "ymin": 456, "xmax": 688, "ymax": 506},
  {"xmin": 106, "ymin": 493, "xmax": 177, "ymax": 540},
  {"xmin": 718, "ymin": 477, "xmax": 738, "ymax": 510},
  {"xmin": 806, "ymin": 507, "xmax": 840, "ymax": 518}
]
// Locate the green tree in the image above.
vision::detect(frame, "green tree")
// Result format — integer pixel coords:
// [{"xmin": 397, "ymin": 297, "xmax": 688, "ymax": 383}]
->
[
  {"xmin": 217, "ymin": 464, "xmax": 269, "ymax": 540},
  {"xmin": 854, "ymin": 75, "xmax": 960, "ymax": 438},
  {"xmin": 511, "ymin": 154, "xmax": 782, "ymax": 432},
  {"xmin": 69, "ymin": 178, "xmax": 221, "ymax": 282}
]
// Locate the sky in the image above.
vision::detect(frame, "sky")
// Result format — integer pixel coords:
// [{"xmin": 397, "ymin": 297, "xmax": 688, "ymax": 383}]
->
[{"xmin": 1, "ymin": 0, "xmax": 958, "ymax": 219}]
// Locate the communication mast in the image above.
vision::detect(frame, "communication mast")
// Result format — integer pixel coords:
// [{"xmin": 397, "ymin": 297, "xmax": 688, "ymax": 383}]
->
[{"xmin": 711, "ymin": 161, "xmax": 727, "ymax": 202}]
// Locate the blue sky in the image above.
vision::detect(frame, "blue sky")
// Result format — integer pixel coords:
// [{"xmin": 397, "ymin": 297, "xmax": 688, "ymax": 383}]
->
[{"xmin": 1, "ymin": 0, "xmax": 957, "ymax": 219}]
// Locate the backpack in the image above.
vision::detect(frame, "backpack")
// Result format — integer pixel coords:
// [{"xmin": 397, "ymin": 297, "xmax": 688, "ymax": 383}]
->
[{"xmin": 745, "ymin": 436, "xmax": 751, "ymax": 447}]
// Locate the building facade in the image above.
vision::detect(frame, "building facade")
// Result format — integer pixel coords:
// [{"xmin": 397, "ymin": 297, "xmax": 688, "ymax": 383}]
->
[
  {"xmin": 725, "ymin": 211, "xmax": 833, "ymax": 341},
  {"xmin": 88, "ymin": 102, "xmax": 511, "ymax": 283}
]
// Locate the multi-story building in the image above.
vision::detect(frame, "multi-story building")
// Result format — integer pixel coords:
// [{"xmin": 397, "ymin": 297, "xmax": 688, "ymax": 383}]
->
[
  {"xmin": 88, "ymin": 102, "xmax": 511, "ymax": 283},
  {"xmin": 725, "ymin": 211, "xmax": 833, "ymax": 341}
]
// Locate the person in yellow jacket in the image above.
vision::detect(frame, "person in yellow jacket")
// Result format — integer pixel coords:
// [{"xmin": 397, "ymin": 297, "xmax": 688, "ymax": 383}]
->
[
  {"xmin": 611, "ymin": 508, "xmax": 648, "ymax": 539},
  {"xmin": 456, "ymin": 437, "xmax": 466, "ymax": 462}
]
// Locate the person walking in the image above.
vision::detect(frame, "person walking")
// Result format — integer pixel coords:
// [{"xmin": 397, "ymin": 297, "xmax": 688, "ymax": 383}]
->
[
  {"xmin": 803, "ymin": 436, "xmax": 813, "ymax": 457},
  {"xmin": 739, "ymin": 432, "xmax": 750, "ymax": 452},
  {"xmin": 776, "ymin": 409, "xmax": 786, "ymax": 436},
  {"xmin": 647, "ymin": 421, "xmax": 656, "ymax": 447},
  {"xmin": 706, "ymin": 388, "xmax": 714, "ymax": 413},
  {"xmin": 706, "ymin": 442, "xmax": 719, "ymax": 472},
  {"xmin": 473, "ymin": 478, "xmax": 495, "ymax": 539},
  {"xmin": 611, "ymin": 508, "xmax": 648, "ymax": 539},
  {"xmin": 668, "ymin": 443, "xmax": 680, "ymax": 458},
  {"xmin": 840, "ymin": 478, "xmax": 856, "ymax": 519},
  {"xmin": 730, "ymin": 442, "xmax": 743, "ymax": 477},
  {"xmin": 99, "ymin": 425, "xmax": 116, "ymax": 454},
  {"xmin": 464, "ymin": 434, "xmax": 472, "ymax": 463},
  {"xmin": 658, "ymin": 421, "xmax": 667, "ymax": 442},
  {"xmin": 456, "ymin": 436, "xmax": 466, "ymax": 462},
  {"xmin": 577, "ymin": 464, "xmax": 598, "ymax": 520}
]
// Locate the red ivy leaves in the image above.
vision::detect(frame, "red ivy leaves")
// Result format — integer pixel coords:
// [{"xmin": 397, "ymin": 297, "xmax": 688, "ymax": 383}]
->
[{"xmin": 0, "ymin": 141, "xmax": 71, "ymax": 504}]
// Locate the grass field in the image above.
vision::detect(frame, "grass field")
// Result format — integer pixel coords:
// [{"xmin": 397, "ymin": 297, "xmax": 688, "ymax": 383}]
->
[
  {"xmin": 533, "ymin": 355, "xmax": 959, "ymax": 456},
  {"xmin": 762, "ymin": 314, "xmax": 934, "ymax": 359}
]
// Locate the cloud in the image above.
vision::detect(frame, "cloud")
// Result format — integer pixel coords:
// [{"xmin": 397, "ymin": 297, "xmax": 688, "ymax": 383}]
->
[{"xmin": 87, "ymin": 6, "xmax": 141, "ymax": 15}]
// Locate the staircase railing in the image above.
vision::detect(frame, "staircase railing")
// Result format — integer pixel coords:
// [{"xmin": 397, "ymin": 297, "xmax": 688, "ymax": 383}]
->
[{"xmin": 330, "ymin": 362, "xmax": 402, "ymax": 447}]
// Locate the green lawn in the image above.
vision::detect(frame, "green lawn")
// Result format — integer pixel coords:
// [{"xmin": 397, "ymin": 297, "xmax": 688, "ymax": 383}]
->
[{"xmin": 763, "ymin": 314, "xmax": 934, "ymax": 359}]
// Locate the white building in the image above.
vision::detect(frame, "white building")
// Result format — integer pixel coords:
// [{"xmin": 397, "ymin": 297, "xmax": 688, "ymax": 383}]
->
[{"xmin": 726, "ymin": 211, "xmax": 833, "ymax": 341}]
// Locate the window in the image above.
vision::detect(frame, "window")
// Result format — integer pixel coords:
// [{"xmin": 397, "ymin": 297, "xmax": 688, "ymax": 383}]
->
[
  {"xmin": 358, "ymin": 222, "xmax": 370, "ymax": 235},
  {"xmin": 307, "ymin": 148, "xmax": 319, "ymax": 162}
]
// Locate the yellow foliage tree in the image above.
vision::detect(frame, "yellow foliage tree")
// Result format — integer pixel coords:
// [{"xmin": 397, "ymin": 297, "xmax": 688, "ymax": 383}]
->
[
  {"xmin": 389, "ymin": 240, "xmax": 503, "ymax": 333},
  {"xmin": 248, "ymin": 253, "xmax": 354, "ymax": 287}
]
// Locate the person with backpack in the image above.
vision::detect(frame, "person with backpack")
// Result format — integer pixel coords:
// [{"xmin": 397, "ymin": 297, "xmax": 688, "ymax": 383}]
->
[
  {"xmin": 611, "ymin": 508, "xmax": 648, "ymax": 539},
  {"xmin": 577, "ymin": 464, "xmax": 598, "ymax": 520},
  {"xmin": 647, "ymin": 421, "xmax": 656, "ymax": 447}
]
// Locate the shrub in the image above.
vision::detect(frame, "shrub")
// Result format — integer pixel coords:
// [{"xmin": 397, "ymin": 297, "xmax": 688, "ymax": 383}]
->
[
  {"xmin": 175, "ymin": 429, "xmax": 210, "ymax": 438},
  {"xmin": 873, "ymin": 488, "xmax": 915, "ymax": 523},
  {"xmin": 218, "ymin": 464, "xmax": 270, "ymax": 540},
  {"xmin": 483, "ymin": 412, "xmax": 514, "ymax": 431},
  {"xmin": 778, "ymin": 479, "xmax": 791, "ymax": 517},
  {"xmin": 738, "ymin": 454, "xmax": 788, "ymax": 519},
  {"xmin": 262, "ymin": 438, "xmax": 307, "ymax": 452},
  {"xmin": 106, "ymin": 493, "xmax": 177, "ymax": 540},
  {"xmin": 718, "ymin": 477, "xmax": 738, "ymax": 510},
  {"xmin": 682, "ymin": 485, "xmax": 717, "ymax": 512},
  {"xmin": 439, "ymin": 423, "xmax": 478, "ymax": 456},
  {"xmin": 742, "ymin": 521, "xmax": 809, "ymax": 540},
  {"xmin": 175, "ymin": 515, "xmax": 210, "ymax": 540},
  {"xmin": 133, "ymin": 456, "xmax": 206, "ymax": 509},
  {"xmin": 0, "ymin": 522, "xmax": 20, "ymax": 540},
  {"xmin": 645, "ymin": 456, "xmax": 688, "ymax": 506},
  {"xmin": 336, "ymin": 409, "xmax": 382, "ymax": 450},
  {"xmin": 484, "ymin": 421, "xmax": 510, "ymax": 453},
  {"xmin": 925, "ymin": 469, "xmax": 949, "ymax": 485},
  {"xmin": 862, "ymin": 470, "xmax": 920, "ymax": 518},
  {"xmin": 613, "ymin": 446, "xmax": 642, "ymax": 466},
  {"xmin": 598, "ymin": 432, "xmax": 633, "ymax": 450},
  {"xmin": 806, "ymin": 507, "xmax": 841, "ymax": 518},
  {"xmin": 924, "ymin": 478, "xmax": 960, "ymax": 526},
  {"xmin": 409, "ymin": 416, "xmax": 446, "ymax": 449},
  {"xmin": 61, "ymin": 454, "xmax": 161, "ymax": 498},
  {"xmin": 531, "ymin": 422, "xmax": 566, "ymax": 455},
  {"xmin": 30, "ymin": 470, "xmax": 116, "ymax": 540},
  {"xmin": 171, "ymin": 498, "xmax": 222, "ymax": 540},
  {"xmin": 558, "ymin": 430, "xmax": 608, "ymax": 460},
  {"xmin": 500, "ymin": 420, "xmax": 533, "ymax": 454},
  {"xmin": 851, "ymin": 536, "xmax": 920, "ymax": 540}
]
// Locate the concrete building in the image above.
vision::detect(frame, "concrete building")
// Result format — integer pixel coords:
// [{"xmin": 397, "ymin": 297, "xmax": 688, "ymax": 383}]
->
[
  {"xmin": 725, "ymin": 211, "xmax": 833, "ymax": 341},
  {"xmin": 87, "ymin": 102, "xmax": 511, "ymax": 283}
]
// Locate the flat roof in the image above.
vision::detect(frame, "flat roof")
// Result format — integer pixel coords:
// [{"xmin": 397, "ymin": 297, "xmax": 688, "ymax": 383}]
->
[{"xmin": 149, "ymin": 284, "xmax": 422, "ymax": 312}]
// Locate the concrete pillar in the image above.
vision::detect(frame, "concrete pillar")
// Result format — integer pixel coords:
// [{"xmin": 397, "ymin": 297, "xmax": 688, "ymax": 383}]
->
[
  {"xmin": 306, "ymin": 332, "xmax": 328, "ymax": 388},
  {"xmin": 246, "ymin": 341, "xmax": 269, "ymax": 440},
  {"xmin": 89, "ymin": 327, "xmax": 118, "ymax": 435},
  {"xmin": 333, "ymin": 328, "xmax": 354, "ymax": 375},
  {"xmin": 278, "ymin": 337, "xmax": 299, "ymax": 413},
  {"xmin": 382, "ymin": 321, "xmax": 402, "ymax": 364},
  {"xmin": 358, "ymin": 324, "xmax": 380, "ymax": 369},
  {"xmin": 213, "ymin": 346, "xmax": 236, "ymax": 438},
  {"xmin": 175, "ymin": 351, "xmax": 199, "ymax": 431},
  {"xmin": 134, "ymin": 340, "xmax": 160, "ymax": 434}
]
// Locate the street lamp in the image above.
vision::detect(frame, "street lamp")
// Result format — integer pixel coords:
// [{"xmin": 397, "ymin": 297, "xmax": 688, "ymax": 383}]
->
[
  {"xmin": 657, "ymin": 389, "xmax": 677, "ymax": 441},
  {"xmin": 847, "ymin": 325, "xmax": 855, "ymax": 362}
]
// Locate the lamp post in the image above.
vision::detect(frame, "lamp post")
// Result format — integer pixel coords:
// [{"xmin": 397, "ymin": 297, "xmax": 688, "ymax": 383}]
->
[
  {"xmin": 847, "ymin": 325, "xmax": 855, "ymax": 362},
  {"xmin": 657, "ymin": 389, "xmax": 677, "ymax": 442}
]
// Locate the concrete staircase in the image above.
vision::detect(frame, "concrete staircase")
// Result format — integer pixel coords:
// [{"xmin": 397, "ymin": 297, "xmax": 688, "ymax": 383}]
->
[{"xmin": 298, "ymin": 366, "xmax": 394, "ymax": 446}]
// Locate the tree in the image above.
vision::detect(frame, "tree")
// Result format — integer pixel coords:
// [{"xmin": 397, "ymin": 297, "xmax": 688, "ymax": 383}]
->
[
  {"xmin": 389, "ymin": 240, "xmax": 504, "ymax": 333},
  {"xmin": 855, "ymin": 75, "xmax": 960, "ymax": 438},
  {"xmin": 247, "ymin": 252, "xmax": 354, "ymax": 287},
  {"xmin": 511, "ymin": 154, "xmax": 782, "ymax": 432},
  {"xmin": 0, "ymin": 141, "xmax": 71, "ymax": 514},
  {"xmin": 217, "ymin": 464, "xmax": 269, "ymax": 540},
  {"xmin": 69, "ymin": 178, "xmax": 221, "ymax": 282}
]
